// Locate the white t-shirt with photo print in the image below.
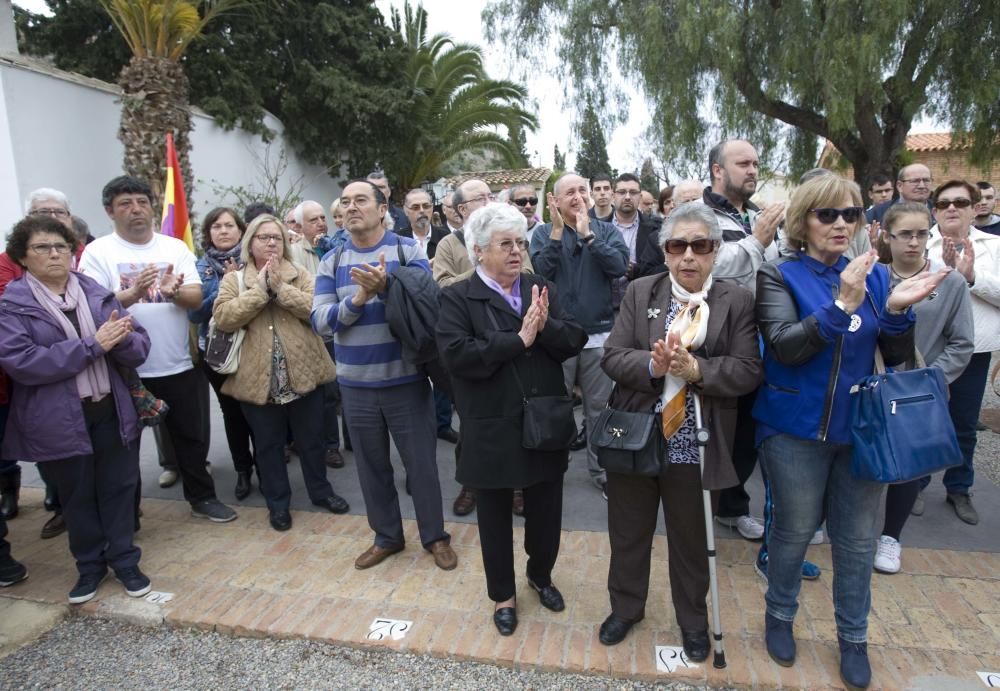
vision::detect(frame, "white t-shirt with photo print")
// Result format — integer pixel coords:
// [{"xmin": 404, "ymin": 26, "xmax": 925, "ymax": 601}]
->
[{"xmin": 79, "ymin": 232, "xmax": 201, "ymax": 378}]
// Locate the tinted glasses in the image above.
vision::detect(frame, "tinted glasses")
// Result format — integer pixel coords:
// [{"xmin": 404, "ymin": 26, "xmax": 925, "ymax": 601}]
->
[
  {"xmin": 810, "ymin": 206, "xmax": 864, "ymax": 224},
  {"xmin": 664, "ymin": 238, "xmax": 716, "ymax": 255},
  {"xmin": 933, "ymin": 198, "xmax": 973, "ymax": 210},
  {"xmin": 512, "ymin": 197, "xmax": 538, "ymax": 207}
]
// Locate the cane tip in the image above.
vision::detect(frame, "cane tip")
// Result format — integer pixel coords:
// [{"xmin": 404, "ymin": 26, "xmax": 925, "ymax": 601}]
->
[{"xmin": 713, "ymin": 651, "xmax": 727, "ymax": 669}]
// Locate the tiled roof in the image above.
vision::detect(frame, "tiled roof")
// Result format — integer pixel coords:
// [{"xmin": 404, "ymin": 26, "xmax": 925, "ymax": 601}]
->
[
  {"xmin": 444, "ymin": 167, "xmax": 553, "ymax": 187},
  {"xmin": 819, "ymin": 132, "xmax": 967, "ymax": 163}
]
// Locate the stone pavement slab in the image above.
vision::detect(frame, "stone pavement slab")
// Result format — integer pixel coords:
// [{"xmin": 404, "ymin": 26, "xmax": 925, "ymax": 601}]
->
[{"xmin": 2, "ymin": 488, "xmax": 999, "ymax": 689}]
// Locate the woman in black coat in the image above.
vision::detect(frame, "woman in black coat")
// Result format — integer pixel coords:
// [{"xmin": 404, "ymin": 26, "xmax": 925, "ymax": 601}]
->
[{"xmin": 437, "ymin": 203, "xmax": 586, "ymax": 637}]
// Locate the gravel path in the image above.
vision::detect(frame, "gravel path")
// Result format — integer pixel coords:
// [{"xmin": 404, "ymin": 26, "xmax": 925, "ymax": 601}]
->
[{"xmin": 0, "ymin": 618, "xmax": 720, "ymax": 691}]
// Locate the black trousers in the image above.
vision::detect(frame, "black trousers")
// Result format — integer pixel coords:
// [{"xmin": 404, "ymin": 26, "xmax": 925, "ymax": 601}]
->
[
  {"xmin": 202, "ymin": 360, "xmax": 255, "ymax": 473},
  {"xmin": 476, "ymin": 475, "xmax": 564, "ymax": 603},
  {"xmin": 607, "ymin": 462, "xmax": 713, "ymax": 632},
  {"xmin": 0, "ymin": 512, "xmax": 10, "ymax": 562},
  {"xmin": 716, "ymin": 390, "xmax": 758, "ymax": 518},
  {"xmin": 240, "ymin": 388, "xmax": 334, "ymax": 512},
  {"xmin": 322, "ymin": 381, "xmax": 341, "ymax": 450},
  {"xmin": 44, "ymin": 397, "xmax": 141, "ymax": 577},
  {"xmin": 142, "ymin": 367, "xmax": 217, "ymax": 504}
]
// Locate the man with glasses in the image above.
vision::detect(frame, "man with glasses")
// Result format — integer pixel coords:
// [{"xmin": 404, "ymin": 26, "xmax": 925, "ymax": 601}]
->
[
  {"xmin": 80, "ymin": 176, "xmax": 237, "ymax": 524},
  {"xmin": 366, "ymin": 172, "xmax": 408, "ymax": 232},
  {"xmin": 867, "ymin": 163, "xmax": 935, "ymax": 225},
  {"xmin": 507, "ymin": 183, "xmax": 541, "ymax": 243},
  {"xmin": 973, "ymin": 181, "xmax": 1000, "ymax": 236},
  {"xmin": 922, "ymin": 180, "xmax": 1000, "ymax": 525},
  {"xmin": 588, "ymin": 173, "xmax": 614, "ymax": 222},
  {"xmin": 312, "ymin": 179, "xmax": 456, "ymax": 571},
  {"xmin": 530, "ymin": 172, "xmax": 629, "ymax": 498},
  {"xmin": 441, "ymin": 192, "xmax": 463, "ymax": 234}
]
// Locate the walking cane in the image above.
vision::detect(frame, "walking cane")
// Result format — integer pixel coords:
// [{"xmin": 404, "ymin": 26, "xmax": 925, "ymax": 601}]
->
[{"xmin": 692, "ymin": 391, "xmax": 727, "ymax": 669}]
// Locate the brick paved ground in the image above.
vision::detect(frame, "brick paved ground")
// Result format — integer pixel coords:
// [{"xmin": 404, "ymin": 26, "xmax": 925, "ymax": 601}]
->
[{"xmin": 2, "ymin": 488, "xmax": 999, "ymax": 689}]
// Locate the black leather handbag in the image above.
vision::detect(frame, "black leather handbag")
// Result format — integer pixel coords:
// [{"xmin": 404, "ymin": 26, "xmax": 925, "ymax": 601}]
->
[{"xmin": 590, "ymin": 404, "xmax": 662, "ymax": 477}]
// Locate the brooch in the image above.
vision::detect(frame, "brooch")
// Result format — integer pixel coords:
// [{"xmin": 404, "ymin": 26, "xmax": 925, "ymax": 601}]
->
[{"xmin": 647, "ymin": 308, "xmax": 661, "ymax": 320}]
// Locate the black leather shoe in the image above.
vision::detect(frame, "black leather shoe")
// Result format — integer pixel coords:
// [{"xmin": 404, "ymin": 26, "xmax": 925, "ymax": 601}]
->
[
  {"xmin": 269, "ymin": 509, "xmax": 292, "ymax": 531},
  {"xmin": 599, "ymin": 614, "xmax": 637, "ymax": 646},
  {"xmin": 234, "ymin": 472, "xmax": 252, "ymax": 501},
  {"xmin": 437, "ymin": 427, "xmax": 459, "ymax": 444},
  {"xmin": 569, "ymin": 424, "xmax": 587, "ymax": 451},
  {"xmin": 681, "ymin": 629, "xmax": 710, "ymax": 662},
  {"xmin": 528, "ymin": 577, "xmax": 565, "ymax": 612},
  {"xmin": 493, "ymin": 607, "xmax": 517, "ymax": 636},
  {"xmin": 314, "ymin": 494, "xmax": 350, "ymax": 514}
]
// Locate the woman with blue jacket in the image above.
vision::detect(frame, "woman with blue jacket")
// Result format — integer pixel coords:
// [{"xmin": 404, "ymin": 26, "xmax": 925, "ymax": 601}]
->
[
  {"xmin": 188, "ymin": 207, "xmax": 255, "ymax": 500},
  {"xmin": 753, "ymin": 175, "xmax": 948, "ymax": 690}
]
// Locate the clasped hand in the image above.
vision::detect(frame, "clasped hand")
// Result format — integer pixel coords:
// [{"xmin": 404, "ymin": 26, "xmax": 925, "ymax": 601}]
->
[
  {"xmin": 651, "ymin": 331, "xmax": 700, "ymax": 382},
  {"xmin": 94, "ymin": 309, "xmax": 133, "ymax": 352},
  {"xmin": 351, "ymin": 252, "xmax": 388, "ymax": 306},
  {"xmin": 517, "ymin": 285, "xmax": 549, "ymax": 347}
]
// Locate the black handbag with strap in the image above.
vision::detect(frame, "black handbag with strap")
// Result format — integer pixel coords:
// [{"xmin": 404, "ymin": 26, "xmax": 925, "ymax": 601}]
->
[
  {"xmin": 590, "ymin": 400, "xmax": 662, "ymax": 477},
  {"xmin": 485, "ymin": 307, "xmax": 577, "ymax": 451}
]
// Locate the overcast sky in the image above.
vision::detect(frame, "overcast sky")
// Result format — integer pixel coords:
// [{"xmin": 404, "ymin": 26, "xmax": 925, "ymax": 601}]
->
[{"xmin": 13, "ymin": 0, "xmax": 653, "ymax": 174}]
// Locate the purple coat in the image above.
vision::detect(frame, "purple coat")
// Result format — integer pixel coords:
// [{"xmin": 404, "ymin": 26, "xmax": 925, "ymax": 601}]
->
[{"xmin": 0, "ymin": 272, "xmax": 150, "ymax": 461}]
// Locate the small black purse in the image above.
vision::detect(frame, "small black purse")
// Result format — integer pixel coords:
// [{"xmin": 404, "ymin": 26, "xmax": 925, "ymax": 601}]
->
[{"xmin": 590, "ymin": 400, "xmax": 662, "ymax": 477}]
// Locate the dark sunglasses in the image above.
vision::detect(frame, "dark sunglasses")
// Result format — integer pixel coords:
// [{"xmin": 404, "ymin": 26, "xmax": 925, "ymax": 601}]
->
[
  {"xmin": 512, "ymin": 197, "xmax": 538, "ymax": 207},
  {"xmin": 664, "ymin": 238, "xmax": 717, "ymax": 255},
  {"xmin": 933, "ymin": 198, "xmax": 973, "ymax": 210},
  {"xmin": 810, "ymin": 206, "xmax": 864, "ymax": 224}
]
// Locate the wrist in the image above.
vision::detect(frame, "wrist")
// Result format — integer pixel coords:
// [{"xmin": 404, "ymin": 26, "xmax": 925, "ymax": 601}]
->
[{"xmin": 834, "ymin": 298, "xmax": 853, "ymax": 315}]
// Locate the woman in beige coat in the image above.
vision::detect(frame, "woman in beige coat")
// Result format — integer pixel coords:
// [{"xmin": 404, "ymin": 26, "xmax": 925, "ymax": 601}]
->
[{"xmin": 213, "ymin": 214, "xmax": 348, "ymax": 531}]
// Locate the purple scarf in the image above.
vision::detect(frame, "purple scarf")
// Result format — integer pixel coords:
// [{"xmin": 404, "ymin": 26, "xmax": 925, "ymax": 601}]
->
[{"xmin": 476, "ymin": 266, "xmax": 522, "ymax": 313}]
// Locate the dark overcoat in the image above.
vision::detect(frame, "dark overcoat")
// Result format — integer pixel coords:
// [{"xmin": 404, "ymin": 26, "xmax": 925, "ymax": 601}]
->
[
  {"xmin": 601, "ymin": 273, "xmax": 763, "ymax": 490},
  {"xmin": 437, "ymin": 271, "xmax": 587, "ymax": 489}
]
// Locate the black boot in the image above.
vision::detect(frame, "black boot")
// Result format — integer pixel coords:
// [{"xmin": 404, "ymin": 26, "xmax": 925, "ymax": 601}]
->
[
  {"xmin": 234, "ymin": 471, "xmax": 252, "ymax": 501},
  {"xmin": 43, "ymin": 483, "xmax": 57, "ymax": 512},
  {"xmin": 569, "ymin": 423, "xmax": 588, "ymax": 451},
  {"xmin": 0, "ymin": 472, "xmax": 20, "ymax": 520}
]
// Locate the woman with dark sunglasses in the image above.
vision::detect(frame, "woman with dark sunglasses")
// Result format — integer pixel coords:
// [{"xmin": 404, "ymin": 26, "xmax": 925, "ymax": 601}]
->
[
  {"xmin": 597, "ymin": 202, "xmax": 762, "ymax": 659},
  {"xmin": 753, "ymin": 175, "xmax": 948, "ymax": 690}
]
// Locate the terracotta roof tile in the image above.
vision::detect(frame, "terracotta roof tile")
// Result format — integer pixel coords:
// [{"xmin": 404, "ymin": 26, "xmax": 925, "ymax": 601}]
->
[{"xmin": 444, "ymin": 167, "xmax": 553, "ymax": 188}]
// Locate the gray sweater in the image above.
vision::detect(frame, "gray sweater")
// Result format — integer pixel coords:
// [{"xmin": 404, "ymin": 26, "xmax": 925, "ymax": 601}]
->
[{"xmin": 889, "ymin": 268, "xmax": 973, "ymax": 383}]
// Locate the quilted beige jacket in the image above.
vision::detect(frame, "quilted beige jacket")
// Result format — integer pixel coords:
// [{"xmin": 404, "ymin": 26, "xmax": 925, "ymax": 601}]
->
[{"xmin": 212, "ymin": 259, "xmax": 336, "ymax": 405}]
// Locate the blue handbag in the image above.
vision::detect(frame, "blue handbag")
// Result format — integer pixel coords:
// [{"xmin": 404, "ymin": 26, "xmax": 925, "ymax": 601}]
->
[{"xmin": 849, "ymin": 348, "xmax": 961, "ymax": 484}]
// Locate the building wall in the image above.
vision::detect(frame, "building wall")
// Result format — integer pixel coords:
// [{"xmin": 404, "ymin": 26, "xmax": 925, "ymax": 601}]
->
[{"xmin": 0, "ymin": 56, "xmax": 342, "ymax": 240}]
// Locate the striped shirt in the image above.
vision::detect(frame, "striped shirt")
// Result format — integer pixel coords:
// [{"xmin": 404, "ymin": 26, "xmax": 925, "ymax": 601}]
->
[{"xmin": 311, "ymin": 232, "xmax": 431, "ymax": 388}]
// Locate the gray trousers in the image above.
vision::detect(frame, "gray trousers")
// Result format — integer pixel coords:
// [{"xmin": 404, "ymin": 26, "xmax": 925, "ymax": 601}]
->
[
  {"xmin": 563, "ymin": 346, "xmax": 613, "ymax": 486},
  {"xmin": 339, "ymin": 379, "xmax": 449, "ymax": 549}
]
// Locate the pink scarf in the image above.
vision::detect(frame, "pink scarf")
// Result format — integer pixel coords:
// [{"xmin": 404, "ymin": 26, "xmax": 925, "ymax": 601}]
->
[{"xmin": 25, "ymin": 271, "xmax": 112, "ymax": 401}]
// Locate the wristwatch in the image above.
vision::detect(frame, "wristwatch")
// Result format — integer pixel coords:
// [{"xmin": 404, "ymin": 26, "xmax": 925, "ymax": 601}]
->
[{"xmin": 834, "ymin": 299, "xmax": 851, "ymax": 315}]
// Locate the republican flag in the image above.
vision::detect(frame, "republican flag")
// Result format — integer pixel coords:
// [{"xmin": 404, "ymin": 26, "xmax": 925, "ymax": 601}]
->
[{"xmin": 160, "ymin": 132, "xmax": 194, "ymax": 251}]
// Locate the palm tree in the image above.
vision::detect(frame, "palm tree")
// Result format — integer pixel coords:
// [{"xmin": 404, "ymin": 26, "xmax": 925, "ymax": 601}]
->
[
  {"xmin": 99, "ymin": 0, "xmax": 247, "ymax": 207},
  {"xmin": 389, "ymin": 2, "xmax": 537, "ymax": 191}
]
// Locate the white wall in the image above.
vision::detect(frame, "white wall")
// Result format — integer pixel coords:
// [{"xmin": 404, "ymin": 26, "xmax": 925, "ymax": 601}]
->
[{"xmin": 0, "ymin": 55, "xmax": 341, "ymax": 239}]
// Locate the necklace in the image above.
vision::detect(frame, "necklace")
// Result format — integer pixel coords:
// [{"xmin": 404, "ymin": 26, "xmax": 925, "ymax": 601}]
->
[{"xmin": 891, "ymin": 259, "xmax": 928, "ymax": 280}]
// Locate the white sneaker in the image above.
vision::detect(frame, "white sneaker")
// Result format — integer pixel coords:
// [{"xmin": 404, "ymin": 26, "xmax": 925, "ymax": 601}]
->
[
  {"xmin": 810, "ymin": 528, "xmax": 824, "ymax": 545},
  {"xmin": 158, "ymin": 469, "xmax": 178, "ymax": 488},
  {"xmin": 716, "ymin": 515, "xmax": 764, "ymax": 540},
  {"xmin": 874, "ymin": 535, "xmax": 901, "ymax": 574}
]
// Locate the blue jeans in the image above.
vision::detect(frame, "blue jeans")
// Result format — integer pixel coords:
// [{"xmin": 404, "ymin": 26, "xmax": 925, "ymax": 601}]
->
[
  {"xmin": 920, "ymin": 351, "xmax": 990, "ymax": 495},
  {"xmin": 760, "ymin": 433, "xmax": 883, "ymax": 643}
]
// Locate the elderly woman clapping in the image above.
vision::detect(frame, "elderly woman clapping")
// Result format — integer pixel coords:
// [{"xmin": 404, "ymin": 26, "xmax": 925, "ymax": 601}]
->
[
  {"xmin": 598, "ymin": 202, "xmax": 762, "ymax": 660},
  {"xmin": 0, "ymin": 215, "xmax": 151, "ymax": 605},
  {"xmin": 437, "ymin": 202, "xmax": 586, "ymax": 636}
]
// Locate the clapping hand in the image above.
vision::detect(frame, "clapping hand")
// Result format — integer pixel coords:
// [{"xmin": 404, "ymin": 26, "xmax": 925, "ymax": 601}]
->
[
  {"xmin": 887, "ymin": 267, "xmax": 952, "ymax": 312},
  {"xmin": 94, "ymin": 309, "xmax": 133, "ymax": 352},
  {"xmin": 867, "ymin": 220, "xmax": 881, "ymax": 245},
  {"xmin": 650, "ymin": 337, "xmax": 674, "ymax": 378},
  {"xmin": 256, "ymin": 259, "xmax": 271, "ymax": 293},
  {"xmin": 130, "ymin": 264, "xmax": 158, "ymax": 302},
  {"xmin": 159, "ymin": 264, "xmax": 184, "ymax": 301},
  {"xmin": 518, "ymin": 289, "xmax": 545, "ymax": 347},
  {"xmin": 546, "ymin": 192, "xmax": 564, "ymax": 240},
  {"xmin": 942, "ymin": 237, "xmax": 975, "ymax": 285},
  {"xmin": 752, "ymin": 202, "xmax": 785, "ymax": 247},
  {"xmin": 533, "ymin": 285, "xmax": 549, "ymax": 331},
  {"xmin": 350, "ymin": 253, "xmax": 387, "ymax": 306},
  {"xmin": 223, "ymin": 258, "xmax": 240, "ymax": 275},
  {"xmin": 837, "ymin": 250, "xmax": 878, "ymax": 313},
  {"xmin": 666, "ymin": 331, "xmax": 700, "ymax": 382}
]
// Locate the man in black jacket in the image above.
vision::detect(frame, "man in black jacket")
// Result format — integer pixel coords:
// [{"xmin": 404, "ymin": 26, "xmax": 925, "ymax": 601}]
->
[
  {"xmin": 608, "ymin": 173, "xmax": 661, "ymax": 305},
  {"xmin": 398, "ymin": 189, "xmax": 447, "ymax": 261}
]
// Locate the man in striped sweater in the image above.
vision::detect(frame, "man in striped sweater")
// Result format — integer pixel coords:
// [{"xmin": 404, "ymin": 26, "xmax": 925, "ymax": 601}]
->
[{"xmin": 311, "ymin": 180, "xmax": 457, "ymax": 572}]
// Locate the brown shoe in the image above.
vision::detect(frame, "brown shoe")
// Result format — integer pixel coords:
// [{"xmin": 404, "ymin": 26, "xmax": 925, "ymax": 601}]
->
[
  {"xmin": 453, "ymin": 487, "xmax": 476, "ymax": 516},
  {"xmin": 41, "ymin": 513, "xmax": 66, "ymax": 540},
  {"xmin": 325, "ymin": 448, "xmax": 345, "ymax": 468},
  {"xmin": 512, "ymin": 490, "xmax": 525, "ymax": 517},
  {"xmin": 355, "ymin": 543, "xmax": 404, "ymax": 570},
  {"xmin": 430, "ymin": 540, "xmax": 458, "ymax": 571}
]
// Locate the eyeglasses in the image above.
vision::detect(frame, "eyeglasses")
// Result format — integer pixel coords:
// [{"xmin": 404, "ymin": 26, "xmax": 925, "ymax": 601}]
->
[
  {"xmin": 900, "ymin": 177, "xmax": 933, "ymax": 185},
  {"xmin": 406, "ymin": 203, "xmax": 433, "ymax": 211},
  {"xmin": 615, "ymin": 189, "xmax": 642, "ymax": 197},
  {"xmin": 492, "ymin": 239, "xmax": 528, "ymax": 253},
  {"xmin": 254, "ymin": 234, "xmax": 282, "ymax": 244},
  {"xmin": 810, "ymin": 207, "xmax": 864, "ymax": 224},
  {"xmin": 512, "ymin": 197, "xmax": 538, "ymax": 207},
  {"xmin": 664, "ymin": 238, "xmax": 716, "ymax": 255},
  {"xmin": 888, "ymin": 230, "xmax": 931, "ymax": 242},
  {"xmin": 28, "ymin": 242, "xmax": 72, "ymax": 255},
  {"xmin": 465, "ymin": 193, "xmax": 495, "ymax": 206},
  {"xmin": 933, "ymin": 198, "xmax": 973, "ymax": 210},
  {"xmin": 31, "ymin": 208, "xmax": 70, "ymax": 218}
]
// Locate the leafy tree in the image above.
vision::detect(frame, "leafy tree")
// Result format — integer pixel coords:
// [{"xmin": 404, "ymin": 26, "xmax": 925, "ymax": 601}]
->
[
  {"xmin": 574, "ymin": 100, "xmax": 612, "ymax": 181},
  {"xmin": 639, "ymin": 158, "xmax": 658, "ymax": 194},
  {"xmin": 386, "ymin": 2, "xmax": 537, "ymax": 191},
  {"xmin": 484, "ymin": 1, "xmax": 1000, "ymax": 187},
  {"xmin": 15, "ymin": 0, "xmax": 412, "ymax": 180},
  {"xmin": 553, "ymin": 144, "xmax": 566, "ymax": 170},
  {"xmin": 508, "ymin": 123, "xmax": 531, "ymax": 168}
]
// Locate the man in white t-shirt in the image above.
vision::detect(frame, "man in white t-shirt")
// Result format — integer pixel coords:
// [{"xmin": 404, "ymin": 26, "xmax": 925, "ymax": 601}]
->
[{"xmin": 80, "ymin": 176, "xmax": 237, "ymax": 523}]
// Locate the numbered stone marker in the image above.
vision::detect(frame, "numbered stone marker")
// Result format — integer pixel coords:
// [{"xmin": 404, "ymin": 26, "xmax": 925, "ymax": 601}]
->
[
  {"xmin": 367, "ymin": 618, "xmax": 412, "ymax": 641},
  {"xmin": 655, "ymin": 645, "xmax": 698, "ymax": 674},
  {"xmin": 143, "ymin": 591, "xmax": 174, "ymax": 605},
  {"xmin": 979, "ymin": 671, "xmax": 1000, "ymax": 688}
]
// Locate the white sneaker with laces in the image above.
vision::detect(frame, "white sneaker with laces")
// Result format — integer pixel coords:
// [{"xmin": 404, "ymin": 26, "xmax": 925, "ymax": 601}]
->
[
  {"xmin": 873, "ymin": 535, "xmax": 901, "ymax": 574},
  {"xmin": 810, "ymin": 528, "xmax": 824, "ymax": 545},
  {"xmin": 713, "ymin": 514, "xmax": 765, "ymax": 540},
  {"xmin": 158, "ymin": 469, "xmax": 178, "ymax": 488}
]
